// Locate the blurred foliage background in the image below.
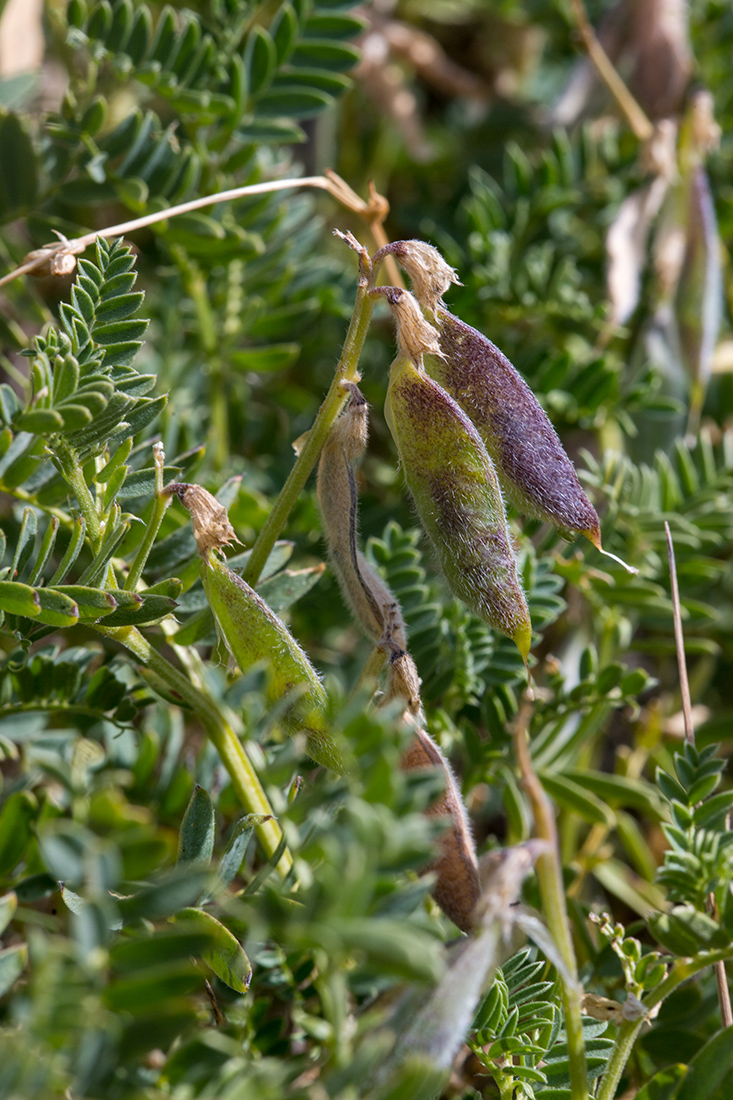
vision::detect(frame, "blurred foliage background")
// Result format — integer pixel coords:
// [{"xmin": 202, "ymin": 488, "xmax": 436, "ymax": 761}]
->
[{"xmin": 1, "ymin": 1, "xmax": 732, "ymax": 1098}]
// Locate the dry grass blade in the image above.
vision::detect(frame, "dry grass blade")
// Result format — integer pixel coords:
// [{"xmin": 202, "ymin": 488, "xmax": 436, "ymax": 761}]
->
[
  {"xmin": 664, "ymin": 520, "xmax": 732, "ymax": 1026},
  {"xmin": 664, "ymin": 520, "xmax": 694, "ymax": 744}
]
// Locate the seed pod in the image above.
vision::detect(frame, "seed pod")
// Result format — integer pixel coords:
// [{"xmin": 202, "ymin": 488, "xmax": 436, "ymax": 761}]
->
[
  {"xmin": 384, "ymin": 646, "xmax": 480, "ymax": 932},
  {"xmin": 317, "ymin": 384, "xmax": 407, "ymax": 650},
  {"xmin": 429, "ymin": 307, "xmax": 603, "ymax": 546},
  {"xmin": 385, "ymin": 347, "xmax": 532, "ymax": 661},
  {"xmin": 381, "ymin": 240, "xmax": 603, "ymax": 549},
  {"xmin": 171, "ymin": 483, "xmax": 345, "ymax": 774}
]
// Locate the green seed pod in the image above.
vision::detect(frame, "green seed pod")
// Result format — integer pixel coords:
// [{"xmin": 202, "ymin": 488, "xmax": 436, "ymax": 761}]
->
[
  {"xmin": 379, "ymin": 239, "xmax": 603, "ymax": 548},
  {"xmin": 172, "ymin": 483, "xmax": 345, "ymax": 774},
  {"xmin": 385, "ymin": 647, "xmax": 480, "ymax": 933},
  {"xmin": 317, "ymin": 384, "xmax": 407, "ymax": 650},
  {"xmin": 385, "ymin": 339, "xmax": 532, "ymax": 661}
]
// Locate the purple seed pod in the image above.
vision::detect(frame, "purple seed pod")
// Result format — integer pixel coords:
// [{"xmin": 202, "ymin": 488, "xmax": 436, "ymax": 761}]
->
[
  {"xmin": 428, "ymin": 306, "xmax": 603, "ymax": 547},
  {"xmin": 377, "ymin": 240, "xmax": 602, "ymax": 547}
]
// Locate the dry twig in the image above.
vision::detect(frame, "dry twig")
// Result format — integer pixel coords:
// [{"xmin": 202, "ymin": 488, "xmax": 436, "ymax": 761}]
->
[
  {"xmin": 568, "ymin": 0, "xmax": 654, "ymax": 141},
  {"xmin": 664, "ymin": 520, "xmax": 732, "ymax": 1027}
]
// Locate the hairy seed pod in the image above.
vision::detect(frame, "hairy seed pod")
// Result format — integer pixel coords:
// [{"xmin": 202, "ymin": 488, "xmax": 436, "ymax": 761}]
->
[
  {"xmin": 382, "ymin": 240, "xmax": 602, "ymax": 546},
  {"xmin": 317, "ymin": 384, "xmax": 407, "ymax": 650},
  {"xmin": 172, "ymin": 483, "xmax": 345, "ymax": 773},
  {"xmin": 385, "ymin": 647, "xmax": 480, "ymax": 932},
  {"xmin": 427, "ymin": 307, "xmax": 603, "ymax": 546},
  {"xmin": 385, "ymin": 352, "xmax": 532, "ymax": 660}
]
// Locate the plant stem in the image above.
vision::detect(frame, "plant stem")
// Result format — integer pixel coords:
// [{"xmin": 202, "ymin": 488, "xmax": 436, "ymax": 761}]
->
[
  {"xmin": 95, "ymin": 622, "xmax": 291, "ymax": 875},
  {"xmin": 596, "ymin": 945, "xmax": 733, "ymax": 1100},
  {"xmin": 568, "ymin": 0, "xmax": 653, "ymax": 141},
  {"xmin": 0, "ymin": 481, "xmax": 71, "ymax": 527},
  {"xmin": 665, "ymin": 521, "xmax": 732, "ymax": 1025},
  {"xmin": 53, "ymin": 438, "xmax": 102, "ymax": 549},
  {"xmin": 0, "ymin": 171, "xmax": 393, "ymax": 288},
  {"xmin": 242, "ymin": 265, "xmax": 376, "ymax": 587},
  {"xmin": 514, "ymin": 702, "xmax": 588, "ymax": 1100},
  {"xmin": 125, "ymin": 442, "xmax": 172, "ymax": 590},
  {"xmin": 171, "ymin": 247, "xmax": 229, "ymax": 470}
]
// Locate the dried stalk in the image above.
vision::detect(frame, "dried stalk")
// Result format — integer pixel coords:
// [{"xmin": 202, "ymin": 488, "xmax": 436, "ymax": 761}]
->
[
  {"xmin": 569, "ymin": 0, "xmax": 654, "ymax": 141},
  {"xmin": 0, "ymin": 171, "xmax": 395, "ymax": 288},
  {"xmin": 664, "ymin": 520, "xmax": 732, "ymax": 1027}
]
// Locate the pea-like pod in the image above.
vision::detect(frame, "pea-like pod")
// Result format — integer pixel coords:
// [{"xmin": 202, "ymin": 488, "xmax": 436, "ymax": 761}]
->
[
  {"xmin": 401, "ymin": 724, "xmax": 480, "ymax": 932},
  {"xmin": 429, "ymin": 306, "xmax": 603, "ymax": 546},
  {"xmin": 172, "ymin": 483, "xmax": 346, "ymax": 774},
  {"xmin": 385, "ymin": 647, "xmax": 480, "ymax": 932},
  {"xmin": 317, "ymin": 384, "xmax": 407, "ymax": 650},
  {"xmin": 378, "ymin": 239, "xmax": 603, "ymax": 548},
  {"xmin": 385, "ymin": 348, "xmax": 532, "ymax": 661}
]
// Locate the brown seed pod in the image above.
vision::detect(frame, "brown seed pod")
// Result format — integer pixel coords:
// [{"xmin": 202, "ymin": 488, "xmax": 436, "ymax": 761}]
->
[
  {"xmin": 317, "ymin": 384, "xmax": 407, "ymax": 650},
  {"xmin": 385, "ymin": 646, "xmax": 480, "ymax": 932}
]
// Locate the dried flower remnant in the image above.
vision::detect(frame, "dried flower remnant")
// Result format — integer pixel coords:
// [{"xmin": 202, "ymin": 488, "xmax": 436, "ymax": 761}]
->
[
  {"xmin": 385, "ymin": 348, "xmax": 532, "ymax": 661},
  {"xmin": 384, "ymin": 646, "xmax": 480, "ymax": 933},
  {"xmin": 374, "ymin": 283, "xmax": 443, "ymax": 362},
  {"xmin": 169, "ymin": 483, "xmax": 240, "ymax": 553},
  {"xmin": 171, "ymin": 483, "xmax": 345, "ymax": 774},
  {"xmin": 375, "ymin": 239, "xmax": 461, "ymax": 315},
  {"xmin": 317, "ymin": 383, "xmax": 407, "ymax": 650}
]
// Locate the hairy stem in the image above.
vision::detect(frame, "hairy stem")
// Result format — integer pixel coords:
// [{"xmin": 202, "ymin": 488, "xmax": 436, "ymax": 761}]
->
[
  {"xmin": 568, "ymin": 0, "xmax": 653, "ymax": 141},
  {"xmin": 514, "ymin": 703, "xmax": 588, "ymax": 1100},
  {"xmin": 242, "ymin": 263, "xmax": 376, "ymax": 587},
  {"xmin": 95, "ymin": 622, "xmax": 290, "ymax": 875},
  {"xmin": 53, "ymin": 438, "xmax": 102, "ymax": 549},
  {"xmin": 124, "ymin": 443, "xmax": 172, "ymax": 590},
  {"xmin": 172, "ymin": 247, "xmax": 229, "ymax": 470}
]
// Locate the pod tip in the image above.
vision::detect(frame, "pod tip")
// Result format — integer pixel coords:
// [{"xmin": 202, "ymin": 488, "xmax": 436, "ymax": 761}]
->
[
  {"xmin": 514, "ymin": 620, "xmax": 533, "ymax": 666},
  {"xmin": 584, "ymin": 525, "xmax": 603, "ymax": 551}
]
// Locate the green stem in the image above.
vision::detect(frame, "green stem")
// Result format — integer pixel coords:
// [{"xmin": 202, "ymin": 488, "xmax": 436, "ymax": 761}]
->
[
  {"xmin": 124, "ymin": 444, "xmax": 171, "ymax": 590},
  {"xmin": 596, "ymin": 946, "xmax": 733, "ymax": 1100},
  {"xmin": 242, "ymin": 273, "xmax": 376, "ymax": 588},
  {"xmin": 0, "ymin": 482, "xmax": 71, "ymax": 527},
  {"xmin": 95, "ymin": 622, "xmax": 291, "ymax": 876},
  {"xmin": 0, "ymin": 702, "xmax": 130, "ymax": 727},
  {"xmin": 172, "ymin": 248, "xmax": 228, "ymax": 470},
  {"xmin": 53, "ymin": 438, "xmax": 102, "ymax": 549},
  {"xmin": 515, "ymin": 713, "xmax": 588, "ymax": 1100}
]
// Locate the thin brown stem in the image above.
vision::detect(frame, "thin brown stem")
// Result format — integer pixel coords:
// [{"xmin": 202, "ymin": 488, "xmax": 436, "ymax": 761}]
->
[
  {"xmin": 1, "ymin": 173, "xmax": 398, "ymax": 289},
  {"xmin": 664, "ymin": 521, "xmax": 694, "ymax": 742},
  {"xmin": 514, "ymin": 700, "xmax": 588, "ymax": 1100},
  {"xmin": 664, "ymin": 520, "xmax": 732, "ymax": 1026},
  {"xmin": 568, "ymin": 0, "xmax": 654, "ymax": 142}
]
